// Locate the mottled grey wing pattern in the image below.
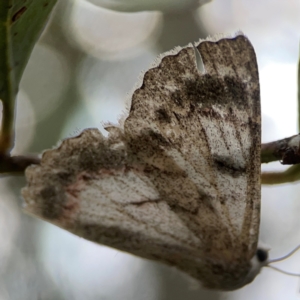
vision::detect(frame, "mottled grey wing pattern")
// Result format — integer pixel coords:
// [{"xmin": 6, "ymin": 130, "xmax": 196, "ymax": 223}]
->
[
  {"xmin": 22, "ymin": 34, "xmax": 261, "ymax": 290},
  {"xmin": 125, "ymin": 34, "xmax": 261, "ymax": 256},
  {"xmin": 124, "ymin": 34, "xmax": 261, "ymax": 288}
]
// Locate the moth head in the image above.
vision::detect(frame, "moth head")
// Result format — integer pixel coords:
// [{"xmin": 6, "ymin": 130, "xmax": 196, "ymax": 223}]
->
[
  {"xmin": 197, "ymin": 247, "xmax": 270, "ymax": 291},
  {"xmin": 234, "ymin": 243, "xmax": 300, "ymax": 291},
  {"xmin": 243, "ymin": 244, "xmax": 300, "ymax": 289},
  {"xmin": 241, "ymin": 247, "xmax": 269, "ymax": 287}
]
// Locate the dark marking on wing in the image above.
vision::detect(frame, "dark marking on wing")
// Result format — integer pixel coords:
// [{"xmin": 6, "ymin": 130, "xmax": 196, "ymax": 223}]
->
[
  {"xmin": 148, "ymin": 131, "xmax": 170, "ymax": 147},
  {"xmin": 40, "ymin": 186, "xmax": 61, "ymax": 219},
  {"xmin": 213, "ymin": 154, "xmax": 246, "ymax": 177},
  {"xmin": 197, "ymin": 189, "xmax": 216, "ymax": 212},
  {"xmin": 167, "ymin": 74, "xmax": 250, "ymax": 113},
  {"xmin": 155, "ymin": 109, "xmax": 171, "ymax": 123},
  {"xmin": 124, "ymin": 199, "xmax": 162, "ymax": 207},
  {"xmin": 171, "ymin": 90, "xmax": 185, "ymax": 107},
  {"xmin": 173, "ymin": 112, "xmax": 181, "ymax": 122}
]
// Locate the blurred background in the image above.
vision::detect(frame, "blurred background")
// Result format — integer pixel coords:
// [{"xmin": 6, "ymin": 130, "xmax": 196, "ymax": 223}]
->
[{"xmin": 2, "ymin": 0, "xmax": 300, "ymax": 299}]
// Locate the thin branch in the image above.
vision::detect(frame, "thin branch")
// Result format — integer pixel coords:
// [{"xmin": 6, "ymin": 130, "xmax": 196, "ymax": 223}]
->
[
  {"xmin": 261, "ymin": 134, "xmax": 300, "ymax": 164},
  {"xmin": 261, "ymin": 164, "xmax": 300, "ymax": 185},
  {"xmin": 0, "ymin": 154, "xmax": 40, "ymax": 175}
]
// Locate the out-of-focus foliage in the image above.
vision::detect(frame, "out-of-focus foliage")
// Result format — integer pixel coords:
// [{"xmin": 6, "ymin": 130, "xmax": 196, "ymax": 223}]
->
[
  {"xmin": 85, "ymin": 0, "xmax": 211, "ymax": 12},
  {"xmin": 0, "ymin": 0, "xmax": 57, "ymax": 94},
  {"xmin": 0, "ymin": 0, "xmax": 57, "ymax": 152}
]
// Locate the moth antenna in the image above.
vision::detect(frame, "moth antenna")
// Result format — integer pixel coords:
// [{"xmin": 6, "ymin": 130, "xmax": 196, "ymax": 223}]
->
[
  {"xmin": 193, "ymin": 43, "xmax": 205, "ymax": 73},
  {"xmin": 267, "ymin": 265, "xmax": 300, "ymax": 277},
  {"xmin": 268, "ymin": 244, "xmax": 300, "ymax": 264},
  {"xmin": 265, "ymin": 244, "xmax": 300, "ymax": 278}
]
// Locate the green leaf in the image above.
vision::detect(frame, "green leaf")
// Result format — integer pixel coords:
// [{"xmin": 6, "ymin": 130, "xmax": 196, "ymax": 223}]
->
[{"xmin": 0, "ymin": 0, "xmax": 57, "ymax": 154}]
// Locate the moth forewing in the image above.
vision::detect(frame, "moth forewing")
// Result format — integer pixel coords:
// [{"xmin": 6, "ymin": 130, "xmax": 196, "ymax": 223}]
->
[
  {"xmin": 125, "ymin": 33, "xmax": 261, "ymax": 260},
  {"xmin": 22, "ymin": 33, "xmax": 261, "ymax": 291}
]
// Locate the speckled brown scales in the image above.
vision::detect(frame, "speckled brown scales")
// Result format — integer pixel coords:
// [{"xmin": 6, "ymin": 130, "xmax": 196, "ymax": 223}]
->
[{"xmin": 22, "ymin": 34, "xmax": 261, "ymax": 291}]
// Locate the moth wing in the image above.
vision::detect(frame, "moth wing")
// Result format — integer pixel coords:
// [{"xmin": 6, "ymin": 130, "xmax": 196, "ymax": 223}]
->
[
  {"xmin": 22, "ymin": 129, "xmax": 205, "ymax": 268},
  {"xmin": 124, "ymin": 34, "xmax": 261, "ymax": 265},
  {"xmin": 22, "ymin": 34, "xmax": 261, "ymax": 290}
]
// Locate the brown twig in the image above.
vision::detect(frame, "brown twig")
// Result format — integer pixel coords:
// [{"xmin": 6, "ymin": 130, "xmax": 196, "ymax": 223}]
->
[
  {"xmin": 261, "ymin": 134, "xmax": 300, "ymax": 165},
  {"xmin": 0, "ymin": 134, "xmax": 299, "ymax": 176},
  {"xmin": 0, "ymin": 154, "xmax": 40, "ymax": 175}
]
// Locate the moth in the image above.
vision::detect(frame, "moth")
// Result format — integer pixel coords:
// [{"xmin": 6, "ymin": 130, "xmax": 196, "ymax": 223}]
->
[{"xmin": 23, "ymin": 33, "xmax": 268, "ymax": 290}]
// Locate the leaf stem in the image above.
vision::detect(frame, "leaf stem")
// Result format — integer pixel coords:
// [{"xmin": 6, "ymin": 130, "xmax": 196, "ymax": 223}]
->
[
  {"xmin": 0, "ymin": 1, "xmax": 15, "ymax": 154},
  {"xmin": 261, "ymin": 164, "xmax": 300, "ymax": 185}
]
